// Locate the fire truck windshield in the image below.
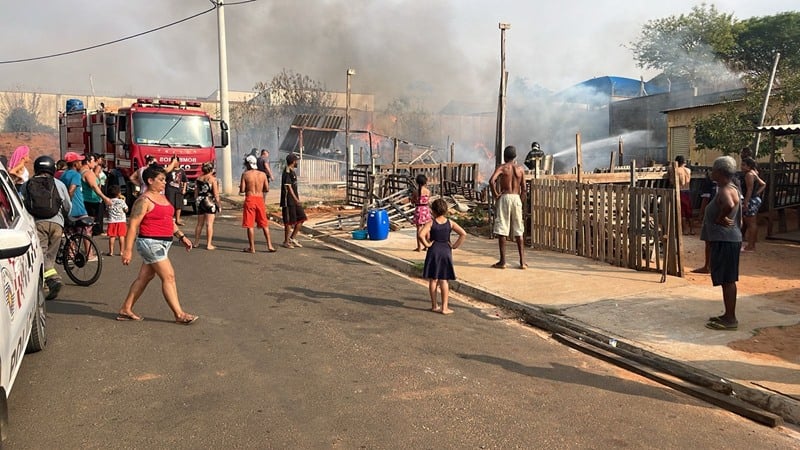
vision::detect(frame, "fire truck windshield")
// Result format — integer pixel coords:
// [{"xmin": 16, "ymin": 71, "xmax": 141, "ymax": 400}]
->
[{"xmin": 132, "ymin": 113, "xmax": 212, "ymax": 147}]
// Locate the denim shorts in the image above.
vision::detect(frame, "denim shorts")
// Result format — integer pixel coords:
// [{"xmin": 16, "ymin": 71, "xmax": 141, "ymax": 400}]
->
[{"xmin": 135, "ymin": 238, "xmax": 172, "ymax": 264}]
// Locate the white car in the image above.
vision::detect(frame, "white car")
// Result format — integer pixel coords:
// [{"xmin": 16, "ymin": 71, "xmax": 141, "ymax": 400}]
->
[{"xmin": 0, "ymin": 163, "xmax": 46, "ymax": 443}]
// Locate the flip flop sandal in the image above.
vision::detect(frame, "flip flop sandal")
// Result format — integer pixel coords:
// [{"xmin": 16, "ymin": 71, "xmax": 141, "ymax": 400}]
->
[
  {"xmin": 705, "ymin": 320, "xmax": 738, "ymax": 330},
  {"xmin": 116, "ymin": 312, "xmax": 143, "ymax": 321},
  {"xmin": 175, "ymin": 315, "xmax": 199, "ymax": 325}
]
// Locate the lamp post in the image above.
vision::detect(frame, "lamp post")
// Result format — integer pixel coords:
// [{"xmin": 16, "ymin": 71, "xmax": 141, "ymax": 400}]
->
[
  {"xmin": 495, "ymin": 22, "xmax": 511, "ymax": 167},
  {"xmin": 346, "ymin": 68, "xmax": 355, "ymax": 171}
]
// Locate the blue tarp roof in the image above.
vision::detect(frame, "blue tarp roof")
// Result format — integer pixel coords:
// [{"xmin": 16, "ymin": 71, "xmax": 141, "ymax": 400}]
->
[{"xmin": 556, "ymin": 76, "xmax": 668, "ymax": 103}]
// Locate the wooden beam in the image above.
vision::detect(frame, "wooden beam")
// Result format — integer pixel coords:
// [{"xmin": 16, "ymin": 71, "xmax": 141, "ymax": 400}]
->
[
  {"xmin": 575, "ymin": 133, "xmax": 583, "ymax": 184},
  {"xmin": 553, "ymin": 333, "xmax": 783, "ymax": 427}
]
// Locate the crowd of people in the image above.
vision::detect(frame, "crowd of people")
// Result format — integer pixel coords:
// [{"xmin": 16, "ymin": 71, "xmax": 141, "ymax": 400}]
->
[
  {"xmin": 2, "ymin": 146, "xmax": 318, "ymax": 325},
  {"xmin": 0, "ymin": 143, "xmax": 772, "ymax": 327}
]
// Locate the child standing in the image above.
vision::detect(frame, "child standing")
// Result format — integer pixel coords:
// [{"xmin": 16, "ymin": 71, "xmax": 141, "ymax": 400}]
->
[
  {"xmin": 411, "ymin": 174, "xmax": 432, "ymax": 251},
  {"xmin": 419, "ymin": 199, "xmax": 467, "ymax": 314},
  {"xmin": 105, "ymin": 184, "xmax": 128, "ymax": 256}
]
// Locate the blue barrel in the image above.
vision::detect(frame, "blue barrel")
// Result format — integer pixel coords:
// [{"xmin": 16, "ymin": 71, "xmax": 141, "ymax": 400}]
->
[
  {"xmin": 66, "ymin": 99, "xmax": 84, "ymax": 112},
  {"xmin": 367, "ymin": 209, "xmax": 389, "ymax": 240}
]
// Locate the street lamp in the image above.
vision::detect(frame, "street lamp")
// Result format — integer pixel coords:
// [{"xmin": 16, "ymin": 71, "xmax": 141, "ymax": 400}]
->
[{"xmin": 346, "ymin": 68, "xmax": 355, "ymax": 171}]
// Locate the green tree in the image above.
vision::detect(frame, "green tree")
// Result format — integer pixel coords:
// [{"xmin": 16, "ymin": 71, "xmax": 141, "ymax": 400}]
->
[
  {"xmin": 629, "ymin": 4, "xmax": 736, "ymax": 88},
  {"xmin": 693, "ymin": 11, "xmax": 800, "ymax": 158},
  {"xmin": 726, "ymin": 12, "xmax": 800, "ymax": 77},
  {"xmin": 693, "ymin": 104, "xmax": 756, "ymax": 155}
]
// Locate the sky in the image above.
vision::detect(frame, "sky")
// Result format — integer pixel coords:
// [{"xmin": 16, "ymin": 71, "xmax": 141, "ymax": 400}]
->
[{"xmin": 0, "ymin": 0, "xmax": 797, "ymax": 111}]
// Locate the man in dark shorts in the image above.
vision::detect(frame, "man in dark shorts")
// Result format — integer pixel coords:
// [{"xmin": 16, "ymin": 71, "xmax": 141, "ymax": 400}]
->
[
  {"xmin": 165, "ymin": 166, "xmax": 187, "ymax": 225},
  {"xmin": 280, "ymin": 153, "xmax": 307, "ymax": 248},
  {"xmin": 691, "ymin": 170, "xmax": 717, "ymax": 274},
  {"xmin": 703, "ymin": 156, "xmax": 742, "ymax": 331}
]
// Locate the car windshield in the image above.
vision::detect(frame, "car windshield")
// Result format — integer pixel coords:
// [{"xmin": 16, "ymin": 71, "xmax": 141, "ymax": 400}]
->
[{"xmin": 132, "ymin": 112, "xmax": 212, "ymax": 147}]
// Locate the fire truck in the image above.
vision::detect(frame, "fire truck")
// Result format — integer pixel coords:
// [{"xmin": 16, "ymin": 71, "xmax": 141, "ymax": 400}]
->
[{"xmin": 59, "ymin": 98, "xmax": 229, "ymax": 208}]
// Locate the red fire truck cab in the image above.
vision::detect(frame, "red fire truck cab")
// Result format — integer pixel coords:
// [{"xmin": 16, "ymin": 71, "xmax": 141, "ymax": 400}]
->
[{"xmin": 59, "ymin": 98, "xmax": 229, "ymax": 208}]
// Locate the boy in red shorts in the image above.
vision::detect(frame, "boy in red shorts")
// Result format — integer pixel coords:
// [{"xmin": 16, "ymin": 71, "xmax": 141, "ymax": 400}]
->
[{"xmin": 239, "ymin": 155, "xmax": 276, "ymax": 253}]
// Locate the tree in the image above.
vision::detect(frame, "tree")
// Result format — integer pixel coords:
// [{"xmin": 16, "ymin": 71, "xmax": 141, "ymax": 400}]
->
[
  {"xmin": 255, "ymin": 68, "xmax": 335, "ymax": 120},
  {"xmin": 629, "ymin": 4, "xmax": 736, "ymax": 88},
  {"xmin": 0, "ymin": 91, "xmax": 53, "ymax": 133},
  {"xmin": 693, "ymin": 11, "xmax": 800, "ymax": 159},
  {"xmin": 693, "ymin": 104, "xmax": 755, "ymax": 156},
  {"xmin": 725, "ymin": 12, "xmax": 800, "ymax": 77},
  {"xmin": 230, "ymin": 69, "xmax": 337, "ymax": 154}
]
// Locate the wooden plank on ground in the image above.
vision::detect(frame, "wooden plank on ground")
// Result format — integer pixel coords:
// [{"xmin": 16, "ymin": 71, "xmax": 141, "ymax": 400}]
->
[{"xmin": 553, "ymin": 332, "xmax": 783, "ymax": 427}]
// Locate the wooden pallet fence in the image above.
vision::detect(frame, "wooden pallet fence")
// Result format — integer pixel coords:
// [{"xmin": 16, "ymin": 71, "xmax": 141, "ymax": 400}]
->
[
  {"xmin": 346, "ymin": 169, "xmax": 370, "ymax": 207},
  {"xmin": 529, "ymin": 179, "xmax": 681, "ymax": 276},
  {"xmin": 529, "ymin": 179, "xmax": 577, "ymax": 253}
]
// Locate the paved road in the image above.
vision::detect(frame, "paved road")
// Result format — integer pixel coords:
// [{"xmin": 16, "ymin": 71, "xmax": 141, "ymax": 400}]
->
[{"xmin": 6, "ymin": 217, "xmax": 799, "ymax": 448}]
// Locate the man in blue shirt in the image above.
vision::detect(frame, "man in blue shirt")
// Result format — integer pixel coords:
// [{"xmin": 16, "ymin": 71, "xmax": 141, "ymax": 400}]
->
[{"xmin": 60, "ymin": 152, "xmax": 87, "ymax": 219}]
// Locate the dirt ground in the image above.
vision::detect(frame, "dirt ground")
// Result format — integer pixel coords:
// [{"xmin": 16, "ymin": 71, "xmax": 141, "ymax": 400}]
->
[
  {"xmin": 683, "ymin": 211, "xmax": 800, "ymax": 360},
  {"xmin": 0, "ymin": 132, "xmax": 60, "ymax": 162}
]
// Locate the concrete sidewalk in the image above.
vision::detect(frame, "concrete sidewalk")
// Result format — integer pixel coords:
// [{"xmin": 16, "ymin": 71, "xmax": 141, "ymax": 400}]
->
[{"xmin": 305, "ymin": 222, "xmax": 800, "ymax": 425}]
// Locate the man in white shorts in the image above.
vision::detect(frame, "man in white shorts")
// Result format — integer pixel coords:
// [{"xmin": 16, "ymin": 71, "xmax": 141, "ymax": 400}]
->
[{"xmin": 489, "ymin": 145, "xmax": 527, "ymax": 269}]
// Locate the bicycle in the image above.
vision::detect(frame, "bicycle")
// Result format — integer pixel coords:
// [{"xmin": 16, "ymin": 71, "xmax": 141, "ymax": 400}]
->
[{"xmin": 55, "ymin": 216, "xmax": 103, "ymax": 286}]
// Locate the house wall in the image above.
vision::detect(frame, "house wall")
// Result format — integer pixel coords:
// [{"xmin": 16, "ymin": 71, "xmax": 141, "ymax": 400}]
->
[
  {"xmin": 0, "ymin": 91, "xmax": 225, "ymax": 132},
  {"xmin": 665, "ymin": 103, "xmax": 798, "ymax": 166}
]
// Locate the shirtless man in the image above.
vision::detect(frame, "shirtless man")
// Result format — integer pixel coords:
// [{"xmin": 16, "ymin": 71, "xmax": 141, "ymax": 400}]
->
[
  {"xmin": 489, "ymin": 145, "xmax": 527, "ymax": 269},
  {"xmin": 239, "ymin": 155, "xmax": 276, "ymax": 253},
  {"xmin": 671, "ymin": 155, "xmax": 693, "ymax": 234}
]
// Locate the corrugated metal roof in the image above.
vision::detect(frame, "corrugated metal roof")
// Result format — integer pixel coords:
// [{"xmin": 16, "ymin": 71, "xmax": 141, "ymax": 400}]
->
[
  {"xmin": 756, "ymin": 124, "xmax": 800, "ymax": 136},
  {"xmin": 279, "ymin": 114, "xmax": 344, "ymax": 153}
]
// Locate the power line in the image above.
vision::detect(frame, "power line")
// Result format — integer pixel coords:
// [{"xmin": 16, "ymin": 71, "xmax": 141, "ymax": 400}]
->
[{"xmin": 0, "ymin": 5, "xmax": 219, "ymax": 64}]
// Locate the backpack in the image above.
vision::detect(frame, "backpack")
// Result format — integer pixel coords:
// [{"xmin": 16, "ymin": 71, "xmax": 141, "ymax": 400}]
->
[{"xmin": 24, "ymin": 175, "xmax": 63, "ymax": 219}]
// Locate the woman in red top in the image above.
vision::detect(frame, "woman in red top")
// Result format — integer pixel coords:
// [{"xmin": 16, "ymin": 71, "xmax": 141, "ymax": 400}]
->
[{"xmin": 117, "ymin": 165, "xmax": 198, "ymax": 324}]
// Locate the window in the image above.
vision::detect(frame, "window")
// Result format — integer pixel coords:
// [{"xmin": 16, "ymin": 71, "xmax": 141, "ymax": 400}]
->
[
  {"xmin": 670, "ymin": 126, "xmax": 690, "ymax": 161},
  {"xmin": 132, "ymin": 113, "xmax": 212, "ymax": 147},
  {"xmin": 0, "ymin": 171, "xmax": 18, "ymax": 229}
]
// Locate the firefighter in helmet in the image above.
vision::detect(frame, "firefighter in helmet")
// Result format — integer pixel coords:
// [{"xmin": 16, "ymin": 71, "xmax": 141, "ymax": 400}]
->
[{"xmin": 524, "ymin": 142, "xmax": 545, "ymax": 171}]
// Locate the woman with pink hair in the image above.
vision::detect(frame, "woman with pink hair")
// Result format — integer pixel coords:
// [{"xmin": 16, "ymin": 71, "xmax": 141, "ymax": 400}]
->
[{"xmin": 8, "ymin": 145, "xmax": 31, "ymax": 191}]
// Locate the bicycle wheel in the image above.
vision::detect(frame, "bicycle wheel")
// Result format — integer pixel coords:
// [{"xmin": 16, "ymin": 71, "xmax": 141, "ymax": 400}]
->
[{"xmin": 63, "ymin": 234, "xmax": 103, "ymax": 286}]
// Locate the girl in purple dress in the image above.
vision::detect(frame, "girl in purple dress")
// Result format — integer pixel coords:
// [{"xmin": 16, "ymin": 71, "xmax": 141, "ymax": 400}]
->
[
  {"xmin": 411, "ymin": 174, "xmax": 432, "ymax": 251},
  {"xmin": 419, "ymin": 199, "xmax": 467, "ymax": 314}
]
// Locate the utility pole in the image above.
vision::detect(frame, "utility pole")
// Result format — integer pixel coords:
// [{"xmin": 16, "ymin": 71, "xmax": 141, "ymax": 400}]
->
[
  {"xmin": 495, "ymin": 23, "xmax": 511, "ymax": 167},
  {"xmin": 754, "ymin": 52, "xmax": 780, "ymax": 156},
  {"xmin": 216, "ymin": 1, "xmax": 233, "ymax": 194},
  {"xmin": 346, "ymin": 68, "xmax": 355, "ymax": 171}
]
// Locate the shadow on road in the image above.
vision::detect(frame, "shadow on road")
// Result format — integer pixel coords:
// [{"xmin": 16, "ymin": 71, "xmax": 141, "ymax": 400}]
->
[{"xmin": 458, "ymin": 353, "xmax": 708, "ymax": 406}]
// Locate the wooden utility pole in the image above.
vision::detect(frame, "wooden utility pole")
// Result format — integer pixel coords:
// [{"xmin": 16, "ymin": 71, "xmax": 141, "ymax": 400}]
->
[
  {"xmin": 346, "ymin": 68, "xmax": 355, "ymax": 170},
  {"xmin": 392, "ymin": 138, "xmax": 399, "ymax": 173},
  {"xmin": 575, "ymin": 133, "xmax": 583, "ymax": 184},
  {"xmin": 495, "ymin": 23, "xmax": 511, "ymax": 167}
]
